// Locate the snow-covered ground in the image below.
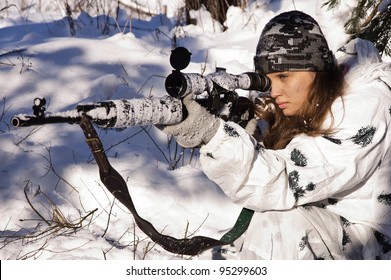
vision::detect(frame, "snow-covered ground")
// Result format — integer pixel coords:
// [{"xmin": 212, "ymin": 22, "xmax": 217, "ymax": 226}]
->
[{"xmin": 0, "ymin": 0, "xmax": 388, "ymax": 263}]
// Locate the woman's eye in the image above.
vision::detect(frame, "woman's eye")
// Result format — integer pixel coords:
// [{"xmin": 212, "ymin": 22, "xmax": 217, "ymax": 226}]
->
[{"xmin": 278, "ymin": 74, "xmax": 288, "ymax": 80}]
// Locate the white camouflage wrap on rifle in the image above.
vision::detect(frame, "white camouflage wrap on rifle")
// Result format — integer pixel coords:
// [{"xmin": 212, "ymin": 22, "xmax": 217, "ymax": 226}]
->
[{"xmin": 112, "ymin": 96, "xmax": 183, "ymax": 128}]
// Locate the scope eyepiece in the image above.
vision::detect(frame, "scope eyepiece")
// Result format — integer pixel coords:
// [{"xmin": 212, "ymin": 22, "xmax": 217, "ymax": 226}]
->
[{"xmin": 244, "ymin": 72, "xmax": 271, "ymax": 92}]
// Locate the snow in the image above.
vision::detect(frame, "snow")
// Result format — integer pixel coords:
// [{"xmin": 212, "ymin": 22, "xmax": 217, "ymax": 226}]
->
[{"xmin": 0, "ymin": 0, "xmax": 389, "ymax": 261}]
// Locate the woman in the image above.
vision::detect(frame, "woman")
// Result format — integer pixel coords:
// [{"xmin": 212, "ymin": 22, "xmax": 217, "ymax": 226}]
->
[{"xmin": 161, "ymin": 11, "xmax": 391, "ymax": 259}]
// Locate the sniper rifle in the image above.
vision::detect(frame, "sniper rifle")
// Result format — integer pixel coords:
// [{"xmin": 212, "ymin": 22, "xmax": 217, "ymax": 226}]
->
[
  {"xmin": 12, "ymin": 47, "xmax": 270, "ymax": 129},
  {"xmin": 11, "ymin": 47, "xmax": 271, "ymax": 256}
]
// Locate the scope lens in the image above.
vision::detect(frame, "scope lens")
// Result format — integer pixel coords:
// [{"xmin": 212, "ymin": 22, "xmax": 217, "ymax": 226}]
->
[{"xmin": 165, "ymin": 71, "xmax": 186, "ymax": 98}]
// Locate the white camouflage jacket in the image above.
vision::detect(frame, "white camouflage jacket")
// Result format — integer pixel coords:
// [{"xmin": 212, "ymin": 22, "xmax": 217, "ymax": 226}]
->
[{"xmin": 199, "ymin": 39, "xmax": 391, "ymax": 241}]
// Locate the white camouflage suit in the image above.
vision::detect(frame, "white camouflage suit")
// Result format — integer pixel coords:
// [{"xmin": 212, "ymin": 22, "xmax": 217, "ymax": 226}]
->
[{"xmin": 199, "ymin": 39, "xmax": 391, "ymax": 259}]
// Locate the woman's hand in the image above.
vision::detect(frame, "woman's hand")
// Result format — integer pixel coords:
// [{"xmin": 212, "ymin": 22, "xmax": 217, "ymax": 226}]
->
[{"xmin": 158, "ymin": 94, "xmax": 220, "ymax": 148}]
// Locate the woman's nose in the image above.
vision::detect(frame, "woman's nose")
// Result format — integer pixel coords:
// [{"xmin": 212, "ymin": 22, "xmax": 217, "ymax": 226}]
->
[
  {"xmin": 266, "ymin": 76, "xmax": 277, "ymax": 98},
  {"xmin": 269, "ymin": 87, "xmax": 280, "ymax": 99}
]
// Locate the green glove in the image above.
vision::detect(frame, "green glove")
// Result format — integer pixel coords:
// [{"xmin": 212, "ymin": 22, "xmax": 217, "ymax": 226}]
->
[{"xmin": 159, "ymin": 94, "xmax": 220, "ymax": 148}]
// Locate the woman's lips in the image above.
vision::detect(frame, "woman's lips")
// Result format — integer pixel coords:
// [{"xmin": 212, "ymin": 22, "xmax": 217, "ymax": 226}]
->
[{"xmin": 277, "ymin": 102, "xmax": 287, "ymax": 109}]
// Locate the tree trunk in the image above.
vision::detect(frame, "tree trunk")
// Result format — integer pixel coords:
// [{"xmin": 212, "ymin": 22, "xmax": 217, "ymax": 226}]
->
[{"xmin": 185, "ymin": 0, "xmax": 246, "ymax": 26}]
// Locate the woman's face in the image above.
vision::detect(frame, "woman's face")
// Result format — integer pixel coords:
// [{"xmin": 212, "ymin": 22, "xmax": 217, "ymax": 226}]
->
[{"xmin": 266, "ymin": 71, "xmax": 316, "ymax": 116}]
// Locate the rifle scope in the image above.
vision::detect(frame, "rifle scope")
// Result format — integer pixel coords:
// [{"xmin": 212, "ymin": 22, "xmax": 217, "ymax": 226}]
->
[{"xmin": 165, "ymin": 47, "xmax": 271, "ymax": 98}]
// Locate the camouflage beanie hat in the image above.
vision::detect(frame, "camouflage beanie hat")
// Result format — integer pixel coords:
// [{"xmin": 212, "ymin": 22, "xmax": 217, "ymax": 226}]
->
[{"xmin": 254, "ymin": 11, "xmax": 335, "ymax": 73}]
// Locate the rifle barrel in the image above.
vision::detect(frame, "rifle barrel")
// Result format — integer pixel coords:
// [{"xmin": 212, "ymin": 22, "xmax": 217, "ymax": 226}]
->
[{"xmin": 11, "ymin": 114, "xmax": 81, "ymax": 127}]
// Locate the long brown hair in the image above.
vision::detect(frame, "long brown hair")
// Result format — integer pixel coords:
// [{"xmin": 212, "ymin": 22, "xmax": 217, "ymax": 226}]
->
[{"xmin": 255, "ymin": 68, "xmax": 346, "ymax": 149}]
